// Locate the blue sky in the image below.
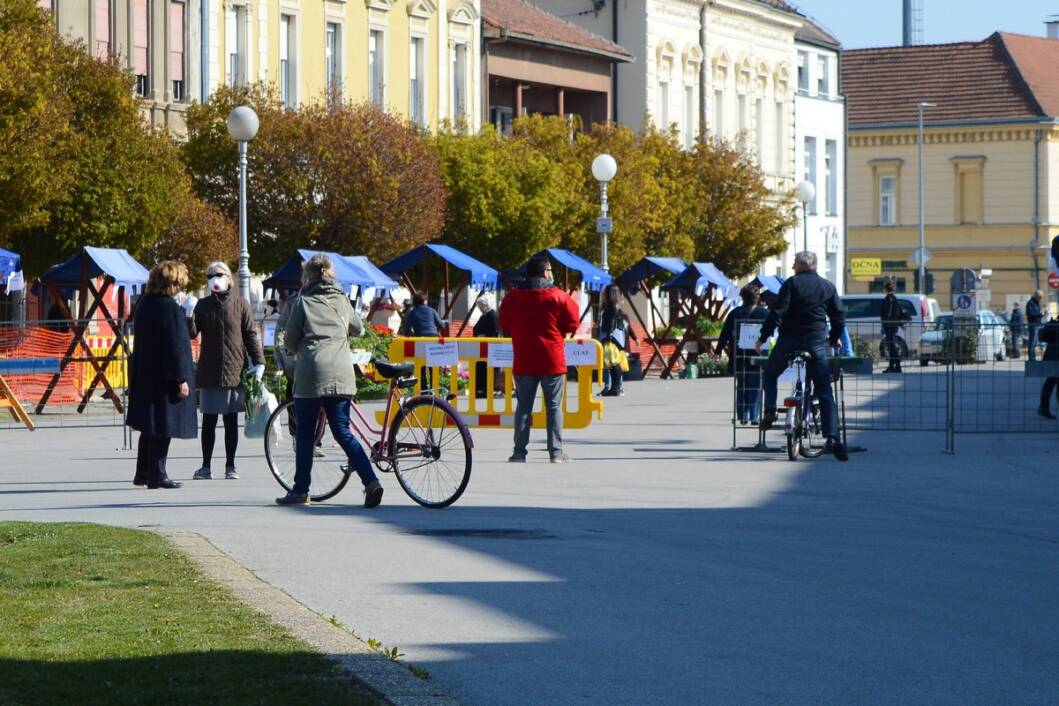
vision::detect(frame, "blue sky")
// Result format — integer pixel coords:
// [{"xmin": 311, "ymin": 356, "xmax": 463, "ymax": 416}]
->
[{"xmin": 791, "ymin": 0, "xmax": 1058, "ymax": 49}]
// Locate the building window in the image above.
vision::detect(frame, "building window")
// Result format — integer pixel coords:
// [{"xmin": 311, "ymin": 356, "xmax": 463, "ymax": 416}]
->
[
  {"xmin": 369, "ymin": 29, "xmax": 384, "ymax": 107},
  {"xmin": 879, "ymin": 175, "xmax": 897, "ymax": 225},
  {"xmin": 953, "ymin": 157, "xmax": 986, "ymax": 225},
  {"xmin": 490, "ymin": 106, "xmax": 513, "ymax": 135},
  {"xmin": 133, "ymin": 0, "xmax": 149, "ymax": 96},
  {"xmin": 797, "ymin": 50, "xmax": 809, "ymax": 94},
  {"xmin": 825, "ymin": 139, "xmax": 837, "ymax": 215},
  {"xmin": 409, "ymin": 36, "xmax": 425, "ymax": 126},
  {"xmin": 755, "ymin": 97, "xmax": 764, "ymax": 161},
  {"xmin": 279, "ymin": 14, "xmax": 296, "ymax": 108},
  {"xmin": 684, "ymin": 85, "xmax": 695, "ymax": 149},
  {"xmin": 657, "ymin": 79, "xmax": 669, "ymax": 129},
  {"xmin": 326, "ymin": 22, "xmax": 341, "ymax": 96},
  {"xmin": 169, "ymin": 0, "xmax": 185, "ymax": 101},
  {"xmin": 817, "ymin": 56, "xmax": 829, "ymax": 98},
  {"xmin": 452, "ymin": 42, "xmax": 468, "ymax": 120},
  {"xmin": 737, "ymin": 93, "xmax": 747, "ymax": 146},
  {"xmin": 803, "ymin": 136, "xmax": 817, "ymax": 214},
  {"xmin": 713, "ymin": 89, "xmax": 724, "ymax": 141},
  {"xmin": 95, "ymin": 0, "xmax": 111, "ymax": 59},
  {"xmin": 226, "ymin": 5, "xmax": 247, "ymax": 87},
  {"xmin": 774, "ymin": 101, "xmax": 784, "ymax": 173}
]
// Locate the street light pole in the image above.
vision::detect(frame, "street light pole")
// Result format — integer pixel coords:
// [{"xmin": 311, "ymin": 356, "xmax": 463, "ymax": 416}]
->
[
  {"xmin": 918, "ymin": 101, "xmax": 936, "ymax": 294},
  {"xmin": 794, "ymin": 180, "xmax": 816, "ymax": 255},
  {"xmin": 226, "ymin": 106, "xmax": 260, "ymax": 303},
  {"xmin": 599, "ymin": 180, "xmax": 610, "ymax": 272},
  {"xmin": 591, "ymin": 154, "xmax": 618, "ymax": 272}
]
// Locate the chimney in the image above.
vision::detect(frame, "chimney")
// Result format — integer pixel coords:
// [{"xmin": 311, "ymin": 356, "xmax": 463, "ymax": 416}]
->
[{"xmin": 1047, "ymin": 15, "xmax": 1059, "ymax": 39}]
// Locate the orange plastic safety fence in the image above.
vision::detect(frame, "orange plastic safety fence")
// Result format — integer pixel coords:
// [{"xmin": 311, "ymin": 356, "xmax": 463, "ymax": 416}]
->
[{"xmin": 0, "ymin": 326, "xmax": 84, "ymax": 404}]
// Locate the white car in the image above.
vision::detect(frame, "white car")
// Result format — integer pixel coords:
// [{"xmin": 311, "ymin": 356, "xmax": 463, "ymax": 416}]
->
[{"xmin": 918, "ymin": 311, "xmax": 1007, "ymax": 365}]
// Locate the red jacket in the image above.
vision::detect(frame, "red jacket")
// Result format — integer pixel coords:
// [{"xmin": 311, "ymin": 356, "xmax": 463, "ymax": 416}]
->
[{"xmin": 499, "ymin": 281, "xmax": 580, "ymax": 376}]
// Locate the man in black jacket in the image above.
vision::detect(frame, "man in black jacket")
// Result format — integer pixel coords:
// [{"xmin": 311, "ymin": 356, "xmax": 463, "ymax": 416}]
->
[
  {"xmin": 880, "ymin": 280, "xmax": 904, "ymax": 373},
  {"xmin": 755, "ymin": 252, "xmax": 848, "ymax": 461},
  {"xmin": 1027, "ymin": 290, "xmax": 1044, "ymax": 361},
  {"xmin": 1037, "ymin": 317, "xmax": 1059, "ymax": 419},
  {"xmin": 717, "ymin": 285, "xmax": 769, "ymax": 424}
]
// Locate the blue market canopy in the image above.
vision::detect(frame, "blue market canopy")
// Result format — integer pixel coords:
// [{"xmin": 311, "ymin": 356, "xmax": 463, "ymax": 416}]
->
[
  {"xmin": 752, "ymin": 275, "xmax": 786, "ymax": 295},
  {"xmin": 342, "ymin": 255, "xmax": 399, "ymax": 292},
  {"xmin": 615, "ymin": 256, "xmax": 688, "ymax": 289},
  {"xmin": 263, "ymin": 249, "xmax": 377, "ymax": 292},
  {"xmin": 0, "ymin": 247, "xmax": 21, "ymax": 287},
  {"xmin": 532, "ymin": 248, "xmax": 612, "ymax": 291},
  {"xmin": 40, "ymin": 246, "xmax": 149, "ymax": 292},
  {"xmin": 662, "ymin": 262, "xmax": 736, "ymax": 298},
  {"xmin": 381, "ymin": 243, "xmax": 499, "ymax": 291}
]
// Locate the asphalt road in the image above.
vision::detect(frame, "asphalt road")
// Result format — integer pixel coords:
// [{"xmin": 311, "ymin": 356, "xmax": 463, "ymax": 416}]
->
[{"xmin": 2, "ymin": 378, "xmax": 1058, "ymax": 704}]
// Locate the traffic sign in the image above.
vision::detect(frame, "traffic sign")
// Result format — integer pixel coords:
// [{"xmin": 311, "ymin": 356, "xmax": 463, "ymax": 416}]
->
[
  {"xmin": 595, "ymin": 217, "xmax": 613, "ymax": 234},
  {"xmin": 911, "ymin": 248, "xmax": 932, "ymax": 267},
  {"xmin": 1048, "ymin": 271, "xmax": 1059, "ymax": 289},
  {"xmin": 954, "ymin": 291, "xmax": 976, "ymax": 318}
]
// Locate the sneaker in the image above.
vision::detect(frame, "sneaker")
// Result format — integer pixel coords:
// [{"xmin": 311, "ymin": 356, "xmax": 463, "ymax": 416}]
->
[
  {"xmin": 363, "ymin": 480, "xmax": 384, "ymax": 509},
  {"xmin": 508, "ymin": 454, "xmax": 527, "ymax": 463},
  {"xmin": 759, "ymin": 410, "xmax": 777, "ymax": 431},
  {"xmin": 275, "ymin": 492, "xmax": 310, "ymax": 505},
  {"xmin": 550, "ymin": 453, "xmax": 570, "ymax": 464},
  {"xmin": 826, "ymin": 438, "xmax": 849, "ymax": 462},
  {"xmin": 1038, "ymin": 408, "xmax": 1057, "ymax": 420},
  {"xmin": 224, "ymin": 466, "xmax": 239, "ymax": 480},
  {"xmin": 192, "ymin": 467, "xmax": 212, "ymax": 480}
]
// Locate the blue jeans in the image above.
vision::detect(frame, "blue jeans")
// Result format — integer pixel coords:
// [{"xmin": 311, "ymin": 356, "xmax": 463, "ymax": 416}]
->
[
  {"xmin": 734, "ymin": 355, "xmax": 760, "ymax": 423},
  {"xmin": 293, "ymin": 397, "xmax": 377, "ymax": 495},
  {"xmin": 1028, "ymin": 324, "xmax": 1041, "ymax": 362},
  {"xmin": 513, "ymin": 374, "xmax": 565, "ymax": 457},
  {"xmin": 762, "ymin": 337, "xmax": 839, "ymax": 439}
]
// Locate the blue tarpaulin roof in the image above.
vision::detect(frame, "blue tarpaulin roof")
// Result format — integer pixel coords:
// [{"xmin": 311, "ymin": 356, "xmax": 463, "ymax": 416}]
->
[
  {"xmin": 40, "ymin": 246, "xmax": 149, "ymax": 292},
  {"xmin": 381, "ymin": 243, "xmax": 499, "ymax": 290},
  {"xmin": 0, "ymin": 247, "xmax": 20, "ymax": 287},
  {"xmin": 263, "ymin": 249, "xmax": 382, "ymax": 292},
  {"xmin": 342, "ymin": 255, "xmax": 399, "ymax": 292},
  {"xmin": 662, "ymin": 262, "xmax": 736, "ymax": 297},
  {"xmin": 752, "ymin": 275, "xmax": 786, "ymax": 294},
  {"xmin": 615, "ymin": 256, "xmax": 687, "ymax": 288},
  {"xmin": 537, "ymin": 248, "xmax": 612, "ymax": 291}
]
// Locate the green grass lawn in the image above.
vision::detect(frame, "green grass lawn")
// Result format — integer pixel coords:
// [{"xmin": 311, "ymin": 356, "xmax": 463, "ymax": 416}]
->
[{"xmin": 0, "ymin": 522, "xmax": 376, "ymax": 705}]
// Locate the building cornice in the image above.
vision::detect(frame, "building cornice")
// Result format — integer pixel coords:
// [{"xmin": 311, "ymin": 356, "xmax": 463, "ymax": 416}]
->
[
  {"xmin": 849, "ymin": 116, "xmax": 1057, "ymax": 132},
  {"xmin": 849, "ymin": 123, "xmax": 1059, "ymax": 148}
]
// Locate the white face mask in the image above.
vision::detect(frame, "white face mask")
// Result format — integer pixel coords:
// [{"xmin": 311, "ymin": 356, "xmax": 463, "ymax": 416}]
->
[{"xmin": 208, "ymin": 274, "xmax": 229, "ymax": 293}]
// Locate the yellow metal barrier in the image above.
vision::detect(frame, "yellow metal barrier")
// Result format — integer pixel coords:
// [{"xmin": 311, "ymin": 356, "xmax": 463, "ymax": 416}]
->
[
  {"xmin": 376, "ymin": 337, "xmax": 604, "ymax": 429},
  {"xmin": 77, "ymin": 335, "xmax": 129, "ymax": 391}
]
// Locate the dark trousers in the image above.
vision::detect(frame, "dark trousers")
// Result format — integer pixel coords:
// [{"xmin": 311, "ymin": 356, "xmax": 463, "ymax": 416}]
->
[
  {"xmin": 135, "ymin": 433, "xmax": 172, "ymax": 484},
  {"xmin": 734, "ymin": 355, "xmax": 760, "ymax": 423},
  {"xmin": 201, "ymin": 413, "xmax": 238, "ymax": 468},
  {"xmin": 882, "ymin": 325, "xmax": 902, "ymax": 370},
  {"xmin": 602, "ymin": 366, "xmax": 623, "ymax": 393},
  {"xmin": 293, "ymin": 397, "xmax": 378, "ymax": 495},
  {"xmin": 1042, "ymin": 377, "xmax": 1058, "ymax": 412},
  {"xmin": 762, "ymin": 337, "xmax": 839, "ymax": 439},
  {"xmin": 1028, "ymin": 324, "xmax": 1041, "ymax": 361}
]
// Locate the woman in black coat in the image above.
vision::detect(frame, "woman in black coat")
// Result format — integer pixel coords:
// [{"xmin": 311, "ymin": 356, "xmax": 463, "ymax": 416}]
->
[{"xmin": 126, "ymin": 261, "xmax": 197, "ymax": 489}]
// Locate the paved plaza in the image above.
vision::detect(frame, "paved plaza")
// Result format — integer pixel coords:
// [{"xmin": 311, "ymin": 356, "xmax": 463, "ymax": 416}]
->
[{"xmin": 1, "ymin": 377, "xmax": 1058, "ymax": 704}]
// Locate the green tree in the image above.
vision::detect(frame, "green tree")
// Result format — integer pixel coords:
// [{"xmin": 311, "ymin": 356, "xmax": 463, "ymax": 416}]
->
[
  {"xmin": 684, "ymin": 139, "xmax": 795, "ymax": 278},
  {"xmin": 182, "ymin": 86, "xmax": 445, "ymax": 272}
]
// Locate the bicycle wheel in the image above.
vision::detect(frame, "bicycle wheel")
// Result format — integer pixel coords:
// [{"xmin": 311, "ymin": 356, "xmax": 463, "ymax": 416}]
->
[
  {"xmin": 785, "ymin": 408, "xmax": 800, "ymax": 461},
  {"xmin": 387, "ymin": 396, "xmax": 472, "ymax": 508},
  {"xmin": 264, "ymin": 399, "xmax": 351, "ymax": 502},
  {"xmin": 799, "ymin": 402, "xmax": 827, "ymax": 459}
]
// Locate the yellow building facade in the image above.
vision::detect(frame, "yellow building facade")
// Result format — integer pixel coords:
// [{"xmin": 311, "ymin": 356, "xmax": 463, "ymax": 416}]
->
[
  {"xmin": 210, "ymin": 0, "xmax": 481, "ymax": 131},
  {"xmin": 842, "ymin": 33, "xmax": 1059, "ymax": 310}
]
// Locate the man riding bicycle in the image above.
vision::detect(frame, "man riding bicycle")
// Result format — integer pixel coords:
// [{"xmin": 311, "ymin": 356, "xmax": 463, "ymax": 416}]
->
[{"xmin": 754, "ymin": 251, "xmax": 849, "ymax": 462}]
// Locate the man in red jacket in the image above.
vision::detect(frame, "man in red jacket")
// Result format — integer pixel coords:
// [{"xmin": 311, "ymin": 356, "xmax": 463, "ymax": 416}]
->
[{"xmin": 499, "ymin": 256, "xmax": 580, "ymax": 463}]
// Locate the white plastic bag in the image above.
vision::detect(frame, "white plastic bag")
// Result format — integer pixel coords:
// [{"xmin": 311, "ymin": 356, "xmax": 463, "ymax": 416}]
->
[{"xmin": 244, "ymin": 390, "xmax": 278, "ymax": 439}]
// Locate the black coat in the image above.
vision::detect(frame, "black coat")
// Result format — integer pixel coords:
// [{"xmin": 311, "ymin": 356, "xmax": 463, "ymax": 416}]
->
[
  {"xmin": 126, "ymin": 294, "xmax": 197, "ymax": 439},
  {"xmin": 759, "ymin": 271, "xmax": 845, "ymax": 346},
  {"xmin": 1039, "ymin": 320, "xmax": 1059, "ymax": 362},
  {"xmin": 718, "ymin": 304, "xmax": 769, "ymax": 374},
  {"xmin": 473, "ymin": 309, "xmax": 500, "ymax": 337}
]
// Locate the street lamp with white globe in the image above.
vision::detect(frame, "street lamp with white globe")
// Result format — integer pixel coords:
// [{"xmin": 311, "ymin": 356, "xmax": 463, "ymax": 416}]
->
[
  {"xmin": 795, "ymin": 179, "xmax": 816, "ymax": 253},
  {"xmin": 592, "ymin": 154, "xmax": 618, "ymax": 272},
  {"xmin": 227, "ymin": 106, "xmax": 259, "ymax": 302}
]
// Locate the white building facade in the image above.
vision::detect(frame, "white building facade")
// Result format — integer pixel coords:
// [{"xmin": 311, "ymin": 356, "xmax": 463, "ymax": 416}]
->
[{"xmin": 792, "ymin": 20, "xmax": 845, "ymax": 292}]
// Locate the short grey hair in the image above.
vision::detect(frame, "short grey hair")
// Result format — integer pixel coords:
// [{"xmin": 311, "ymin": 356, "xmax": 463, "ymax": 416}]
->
[
  {"xmin": 206, "ymin": 261, "xmax": 232, "ymax": 279},
  {"xmin": 302, "ymin": 254, "xmax": 335, "ymax": 285},
  {"xmin": 794, "ymin": 251, "xmax": 818, "ymax": 271}
]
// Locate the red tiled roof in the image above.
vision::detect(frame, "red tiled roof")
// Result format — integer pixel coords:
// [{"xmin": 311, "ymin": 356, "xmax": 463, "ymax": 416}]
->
[
  {"xmin": 482, "ymin": 0, "xmax": 632, "ymax": 62},
  {"xmin": 841, "ymin": 34, "xmax": 1045, "ymax": 126},
  {"xmin": 997, "ymin": 32, "xmax": 1059, "ymax": 117}
]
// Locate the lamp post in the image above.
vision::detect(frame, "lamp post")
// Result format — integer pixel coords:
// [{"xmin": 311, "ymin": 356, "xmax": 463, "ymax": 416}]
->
[
  {"xmin": 795, "ymin": 180, "xmax": 816, "ymax": 253},
  {"xmin": 592, "ymin": 153, "xmax": 617, "ymax": 272},
  {"xmin": 917, "ymin": 101, "xmax": 936, "ymax": 294},
  {"xmin": 226, "ymin": 106, "xmax": 260, "ymax": 302}
]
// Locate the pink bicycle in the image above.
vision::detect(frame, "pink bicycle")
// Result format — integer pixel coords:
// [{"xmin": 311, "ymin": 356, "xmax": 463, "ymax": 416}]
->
[{"xmin": 263, "ymin": 361, "xmax": 473, "ymax": 508}]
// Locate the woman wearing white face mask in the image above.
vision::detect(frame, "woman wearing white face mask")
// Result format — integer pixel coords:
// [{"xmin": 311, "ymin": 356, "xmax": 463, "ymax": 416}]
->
[{"xmin": 186, "ymin": 262, "xmax": 265, "ymax": 480}]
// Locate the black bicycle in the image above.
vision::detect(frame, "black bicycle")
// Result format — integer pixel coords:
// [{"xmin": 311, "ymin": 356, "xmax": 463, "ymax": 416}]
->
[{"xmin": 782, "ymin": 351, "xmax": 827, "ymax": 461}]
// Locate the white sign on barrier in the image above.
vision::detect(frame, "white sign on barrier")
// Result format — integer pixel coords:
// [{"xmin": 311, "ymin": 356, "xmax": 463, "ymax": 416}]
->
[
  {"xmin": 424, "ymin": 342, "xmax": 460, "ymax": 367},
  {"xmin": 487, "ymin": 343, "xmax": 514, "ymax": 368},
  {"xmin": 738, "ymin": 323, "xmax": 763, "ymax": 350},
  {"xmin": 565, "ymin": 341, "xmax": 598, "ymax": 367}
]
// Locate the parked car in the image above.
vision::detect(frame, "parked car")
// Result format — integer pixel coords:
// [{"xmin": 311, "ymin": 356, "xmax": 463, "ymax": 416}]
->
[
  {"xmin": 993, "ymin": 311, "xmax": 1018, "ymax": 357},
  {"xmin": 841, "ymin": 294, "xmax": 941, "ymax": 358},
  {"xmin": 918, "ymin": 311, "xmax": 1007, "ymax": 365}
]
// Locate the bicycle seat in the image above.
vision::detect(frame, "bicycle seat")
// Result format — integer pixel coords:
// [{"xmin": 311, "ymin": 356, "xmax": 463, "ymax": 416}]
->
[
  {"xmin": 373, "ymin": 360, "xmax": 415, "ymax": 379},
  {"xmin": 786, "ymin": 350, "xmax": 812, "ymax": 362}
]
